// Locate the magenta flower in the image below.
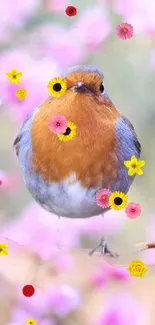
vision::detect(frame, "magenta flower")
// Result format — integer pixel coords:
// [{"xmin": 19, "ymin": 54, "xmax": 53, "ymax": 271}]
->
[
  {"xmin": 0, "ymin": 50, "xmax": 59, "ymax": 122},
  {"xmin": 0, "ymin": 170, "xmax": 19, "ymax": 194},
  {"xmin": 113, "ymin": 0, "xmax": 155, "ymax": 35},
  {"xmin": 54, "ymin": 254, "xmax": 72, "ymax": 272},
  {"xmin": 0, "ymin": 0, "xmax": 39, "ymax": 42},
  {"xmin": 95, "ymin": 293, "xmax": 143, "ymax": 325},
  {"xmin": 44, "ymin": 285, "xmax": 81, "ymax": 317},
  {"xmin": 19, "ymin": 288, "xmax": 47, "ymax": 316},
  {"xmin": 96, "ymin": 189, "xmax": 111, "ymax": 208},
  {"xmin": 125, "ymin": 202, "xmax": 141, "ymax": 219},
  {"xmin": 46, "ymin": 0, "xmax": 67, "ymax": 12},
  {"xmin": 2, "ymin": 202, "xmax": 80, "ymax": 261},
  {"xmin": 6, "ymin": 306, "xmax": 55, "ymax": 325},
  {"xmin": 90, "ymin": 261, "xmax": 130, "ymax": 288},
  {"xmin": 75, "ymin": 6, "xmax": 111, "ymax": 52},
  {"xmin": 116, "ymin": 22, "xmax": 134, "ymax": 40},
  {"xmin": 39, "ymin": 25, "xmax": 85, "ymax": 67},
  {"xmin": 48, "ymin": 114, "xmax": 67, "ymax": 134},
  {"xmin": 101, "ymin": 261, "xmax": 130, "ymax": 281},
  {"xmin": 90, "ymin": 269, "xmax": 107, "ymax": 287}
]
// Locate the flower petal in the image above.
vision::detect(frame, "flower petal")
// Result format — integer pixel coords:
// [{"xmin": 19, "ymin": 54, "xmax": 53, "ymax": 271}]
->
[
  {"xmin": 136, "ymin": 168, "xmax": 143, "ymax": 175},
  {"xmin": 14, "ymin": 79, "xmax": 20, "ymax": 84},
  {"xmin": 12, "ymin": 68, "xmax": 17, "ymax": 73},
  {"xmin": 3, "ymin": 244, "xmax": 8, "ymax": 248},
  {"xmin": 17, "ymin": 72, "xmax": 22, "ymax": 78},
  {"xmin": 131, "ymin": 156, "xmax": 137, "ymax": 164},
  {"xmin": 124, "ymin": 161, "xmax": 131, "ymax": 167},
  {"xmin": 6, "ymin": 72, "xmax": 12, "ymax": 77},
  {"xmin": 128, "ymin": 168, "xmax": 135, "ymax": 176},
  {"xmin": 138, "ymin": 160, "xmax": 145, "ymax": 167}
]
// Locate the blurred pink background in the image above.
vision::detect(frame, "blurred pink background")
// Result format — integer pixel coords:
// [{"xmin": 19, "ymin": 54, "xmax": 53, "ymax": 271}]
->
[{"xmin": 0, "ymin": 0, "xmax": 155, "ymax": 324}]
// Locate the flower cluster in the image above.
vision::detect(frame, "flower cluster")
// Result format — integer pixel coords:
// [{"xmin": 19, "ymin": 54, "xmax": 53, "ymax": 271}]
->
[
  {"xmin": 48, "ymin": 113, "xmax": 77, "ymax": 142},
  {"xmin": 6, "ymin": 68, "xmax": 27, "ymax": 101},
  {"xmin": 95, "ymin": 155, "xmax": 145, "ymax": 219},
  {"xmin": 11, "ymin": 284, "xmax": 81, "ymax": 325}
]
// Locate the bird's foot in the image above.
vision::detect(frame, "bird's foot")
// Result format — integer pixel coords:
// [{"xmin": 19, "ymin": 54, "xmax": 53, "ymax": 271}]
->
[{"xmin": 89, "ymin": 238, "xmax": 119, "ymax": 258}]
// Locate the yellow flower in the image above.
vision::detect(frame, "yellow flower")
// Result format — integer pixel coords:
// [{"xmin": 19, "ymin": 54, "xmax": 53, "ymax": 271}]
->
[
  {"xmin": 25, "ymin": 318, "xmax": 37, "ymax": 325},
  {"xmin": 0, "ymin": 242, "xmax": 8, "ymax": 256},
  {"xmin": 57, "ymin": 121, "xmax": 76, "ymax": 141},
  {"xmin": 6, "ymin": 68, "xmax": 22, "ymax": 84},
  {"xmin": 127, "ymin": 260, "xmax": 147, "ymax": 278},
  {"xmin": 47, "ymin": 77, "xmax": 67, "ymax": 97},
  {"xmin": 16, "ymin": 88, "xmax": 27, "ymax": 100},
  {"xmin": 109, "ymin": 191, "xmax": 128, "ymax": 210},
  {"xmin": 124, "ymin": 155, "xmax": 145, "ymax": 176}
]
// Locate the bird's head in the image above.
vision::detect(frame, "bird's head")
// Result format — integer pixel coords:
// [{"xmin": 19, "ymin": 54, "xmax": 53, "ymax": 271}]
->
[
  {"xmin": 30, "ymin": 65, "xmax": 121, "ymax": 186},
  {"xmin": 36, "ymin": 65, "xmax": 121, "ymax": 124},
  {"xmin": 61, "ymin": 65, "xmax": 117, "ymax": 119},
  {"xmin": 64, "ymin": 65, "xmax": 105, "ymax": 96}
]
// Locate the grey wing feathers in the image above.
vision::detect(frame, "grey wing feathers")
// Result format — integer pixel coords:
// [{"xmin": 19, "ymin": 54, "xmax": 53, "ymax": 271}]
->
[
  {"xmin": 13, "ymin": 134, "xmax": 22, "ymax": 157},
  {"xmin": 13, "ymin": 110, "xmax": 34, "ymax": 157},
  {"xmin": 122, "ymin": 115, "xmax": 141, "ymax": 158}
]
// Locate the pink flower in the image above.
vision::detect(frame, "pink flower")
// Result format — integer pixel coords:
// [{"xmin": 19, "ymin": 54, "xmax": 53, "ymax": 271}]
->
[
  {"xmin": 44, "ymin": 285, "xmax": 81, "ymax": 317},
  {"xmin": 96, "ymin": 189, "xmax": 111, "ymax": 208},
  {"xmin": 39, "ymin": 24, "xmax": 85, "ymax": 68},
  {"xmin": 101, "ymin": 261, "xmax": 130, "ymax": 281},
  {"xmin": 53, "ymin": 254, "xmax": 72, "ymax": 272},
  {"xmin": 7, "ymin": 306, "xmax": 55, "ymax": 325},
  {"xmin": 74, "ymin": 6, "xmax": 111, "ymax": 52},
  {"xmin": 46, "ymin": 0, "xmax": 67, "ymax": 12},
  {"xmin": 0, "ymin": 50, "xmax": 59, "ymax": 122},
  {"xmin": 2, "ymin": 202, "xmax": 80, "ymax": 261},
  {"xmin": 0, "ymin": 170, "xmax": 19, "ymax": 194},
  {"xmin": 116, "ymin": 22, "xmax": 134, "ymax": 40},
  {"xmin": 19, "ymin": 288, "xmax": 47, "ymax": 316},
  {"xmin": 125, "ymin": 202, "xmax": 141, "ymax": 219},
  {"xmin": 90, "ymin": 261, "xmax": 130, "ymax": 287},
  {"xmin": 0, "ymin": 0, "xmax": 39, "ymax": 42},
  {"xmin": 113, "ymin": 0, "xmax": 155, "ymax": 35},
  {"xmin": 48, "ymin": 114, "xmax": 67, "ymax": 134},
  {"xmin": 95, "ymin": 293, "xmax": 144, "ymax": 325},
  {"xmin": 90, "ymin": 269, "xmax": 107, "ymax": 287}
]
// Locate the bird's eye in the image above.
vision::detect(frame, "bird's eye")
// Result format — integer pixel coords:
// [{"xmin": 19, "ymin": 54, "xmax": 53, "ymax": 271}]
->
[{"xmin": 99, "ymin": 82, "xmax": 104, "ymax": 93}]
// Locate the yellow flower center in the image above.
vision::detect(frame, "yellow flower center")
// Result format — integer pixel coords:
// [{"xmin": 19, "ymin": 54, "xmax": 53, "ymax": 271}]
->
[
  {"xmin": 114, "ymin": 197, "xmax": 123, "ymax": 205},
  {"xmin": 135, "ymin": 265, "xmax": 141, "ymax": 272},
  {"xmin": 102, "ymin": 195, "xmax": 107, "ymax": 200},
  {"xmin": 123, "ymin": 28, "xmax": 127, "ymax": 33},
  {"xmin": 12, "ymin": 75, "xmax": 17, "ymax": 79},
  {"xmin": 53, "ymin": 83, "xmax": 62, "ymax": 92},
  {"xmin": 16, "ymin": 88, "xmax": 27, "ymax": 100}
]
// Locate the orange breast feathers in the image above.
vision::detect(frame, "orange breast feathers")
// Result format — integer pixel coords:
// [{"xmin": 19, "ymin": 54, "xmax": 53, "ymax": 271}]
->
[{"xmin": 31, "ymin": 72, "xmax": 121, "ymax": 189}]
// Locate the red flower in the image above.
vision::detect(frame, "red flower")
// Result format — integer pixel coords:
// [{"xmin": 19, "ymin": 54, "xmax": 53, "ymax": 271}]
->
[
  {"xmin": 22, "ymin": 284, "xmax": 35, "ymax": 297},
  {"xmin": 65, "ymin": 6, "xmax": 77, "ymax": 17}
]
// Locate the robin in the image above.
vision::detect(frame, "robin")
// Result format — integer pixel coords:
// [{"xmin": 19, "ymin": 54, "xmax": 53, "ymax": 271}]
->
[{"xmin": 13, "ymin": 65, "xmax": 141, "ymax": 257}]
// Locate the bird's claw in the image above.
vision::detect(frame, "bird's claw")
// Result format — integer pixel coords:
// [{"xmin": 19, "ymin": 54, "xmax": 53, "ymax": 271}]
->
[{"xmin": 89, "ymin": 238, "xmax": 119, "ymax": 258}]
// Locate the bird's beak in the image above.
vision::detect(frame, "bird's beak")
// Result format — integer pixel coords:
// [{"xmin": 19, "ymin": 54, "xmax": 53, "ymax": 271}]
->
[{"xmin": 73, "ymin": 82, "xmax": 88, "ymax": 93}]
